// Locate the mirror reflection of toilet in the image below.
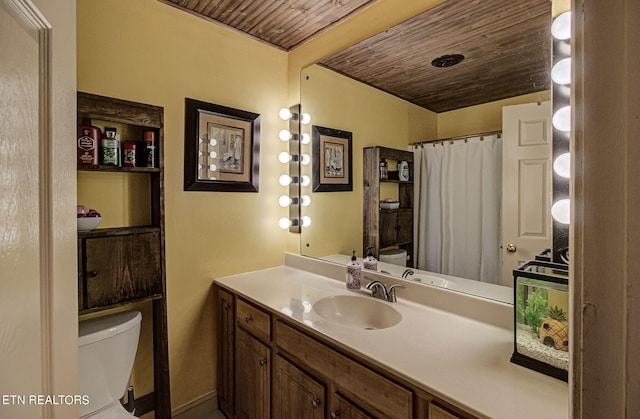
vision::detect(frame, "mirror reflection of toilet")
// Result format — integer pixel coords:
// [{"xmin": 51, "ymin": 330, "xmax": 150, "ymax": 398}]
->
[{"xmin": 78, "ymin": 311, "xmax": 142, "ymax": 418}]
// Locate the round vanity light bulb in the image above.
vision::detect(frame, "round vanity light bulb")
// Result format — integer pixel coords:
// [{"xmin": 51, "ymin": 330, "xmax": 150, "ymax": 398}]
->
[
  {"xmin": 551, "ymin": 11, "xmax": 571, "ymax": 41},
  {"xmin": 551, "ymin": 199, "xmax": 571, "ymax": 225},
  {"xmin": 300, "ymin": 154, "xmax": 311, "ymax": 165},
  {"xmin": 301, "ymin": 195, "xmax": 311, "ymax": 206},
  {"xmin": 300, "ymin": 133, "xmax": 311, "ymax": 145},
  {"xmin": 278, "ymin": 151, "xmax": 291, "ymax": 164},
  {"xmin": 279, "ymin": 108, "xmax": 292, "ymax": 120},
  {"xmin": 300, "ymin": 113, "xmax": 311, "ymax": 124},
  {"xmin": 279, "ymin": 174, "xmax": 292, "ymax": 186},
  {"xmin": 209, "ymin": 151, "xmax": 217, "ymax": 158},
  {"xmin": 209, "ymin": 138, "xmax": 217, "ymax": 146},
  {"xmin": 302, "ymin": 216, "xmax": 312, "ymax": 227},
  {"xmin": 209, "ymin": 164, "xmax": 217, "ymax": 172},
  {"xmin": 300, "ymin": 175, "xmax": 311, "ymax": 187},
  {"xmin": 279, "ymin": 195, "xmax": 292, "ymax": 207},
  {"xmin": 551, "ymin": 58, "xmax": 571, "ymax": 85},
  {"xmin": 553, "ymin": 153, "xmax": 571, "ymax": 178},
  {"xmin": 279, "ymin": 217, "xmax": 292, "ymax": 229},
  {"xmin": 279, "ymin": 129, "xmax": 292, "ymax": 142},
  {"xmin": 552, "ymin": 106, "xmax": 571, "ymax": 132}
]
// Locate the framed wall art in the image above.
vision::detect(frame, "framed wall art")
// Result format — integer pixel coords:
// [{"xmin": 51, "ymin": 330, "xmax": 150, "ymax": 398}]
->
[
  {"xmin": 312, "ymin": 125, "xmax": 353, "ymax": 192},
  {"xmin": 184, "ymin": 98, "xmax": 260, "ymax": 192}
]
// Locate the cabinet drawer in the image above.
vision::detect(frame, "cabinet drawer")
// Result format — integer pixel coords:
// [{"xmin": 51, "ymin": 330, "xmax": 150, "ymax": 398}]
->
[
  {"xmin": 276, "ymin": 321, "xmax": 412, "ymax": 419},
  {"xmin": 236, "ymin": 299, "xmax": 271, "ymax": 342}
]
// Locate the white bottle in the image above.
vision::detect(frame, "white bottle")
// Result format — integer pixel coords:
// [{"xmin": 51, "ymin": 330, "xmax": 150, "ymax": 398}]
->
[
  {"xmin": 346, "ymin": 251, "xmax": 361, "ymax": 290},
  {"xmin": 363, "ymin": 247, "xmax": 378, "ymax": 271},
  {"xmin": 398, "ymin": 160, "xmax": 410, "ymax": 181}
]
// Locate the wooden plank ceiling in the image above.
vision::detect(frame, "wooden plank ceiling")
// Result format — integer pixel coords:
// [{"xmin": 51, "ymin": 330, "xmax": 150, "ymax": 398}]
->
[
  {"xmin": 160, "ymin": 0, "xmax": 551, "ymax": 113},
  {"xmin": 319, "ymin": 0, "xmax": 552, "ymax": 112},
  {"xmin": 158, "ymin": 0, "xmax": 377, "ymax": 51}
]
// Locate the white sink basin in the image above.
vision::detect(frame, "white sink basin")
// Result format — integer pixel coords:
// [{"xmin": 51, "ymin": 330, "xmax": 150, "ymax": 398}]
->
[{"xmin": 313, "ymin": 295, "xmax": 402, "ymax": 330}]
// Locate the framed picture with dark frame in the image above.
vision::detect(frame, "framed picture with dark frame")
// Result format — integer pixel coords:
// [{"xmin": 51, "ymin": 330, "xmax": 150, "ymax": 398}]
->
[
  {"xmin": 312, "ymin": 125, "xmax": 353, "ymax": 192},
  {"xmin": 184, "ymin": 98, "xmax": 260, "ymax": 192}
]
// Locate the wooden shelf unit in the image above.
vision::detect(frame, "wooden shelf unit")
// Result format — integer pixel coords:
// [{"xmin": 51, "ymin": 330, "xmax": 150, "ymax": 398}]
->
[
  {"xmin": 363, "ymin": 146, "xmax": 414, "ymax": 266},
  {"xmin": 76, "ymin": 92, "xmax": 171, "ymax": 418}
]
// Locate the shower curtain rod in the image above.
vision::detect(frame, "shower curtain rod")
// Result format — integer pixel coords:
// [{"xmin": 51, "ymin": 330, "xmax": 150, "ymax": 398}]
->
[{"xmin": 410, "ymin": 130, "xmax": 502, "ymax": 146}]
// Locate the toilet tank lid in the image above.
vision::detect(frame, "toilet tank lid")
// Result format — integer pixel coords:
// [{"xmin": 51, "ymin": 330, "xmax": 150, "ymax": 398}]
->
[{"xmin": 79, "ymin": 311, "xmax": 142, "ymax": 346}]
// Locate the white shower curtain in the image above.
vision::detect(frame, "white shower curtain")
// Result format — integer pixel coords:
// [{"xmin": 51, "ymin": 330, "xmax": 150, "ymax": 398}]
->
[{"xmin": 413, "ymin": 135, "xmax": 502, "ymax": 284}]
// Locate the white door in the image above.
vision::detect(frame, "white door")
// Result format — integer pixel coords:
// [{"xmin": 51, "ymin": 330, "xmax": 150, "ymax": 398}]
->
[
  {"xmin": 0, "ymin": 1, "xmax": 77, "ymax": 417},
  {"xmin": 501, "ymin": 102, "xmax": 552, "ymax": 286}
]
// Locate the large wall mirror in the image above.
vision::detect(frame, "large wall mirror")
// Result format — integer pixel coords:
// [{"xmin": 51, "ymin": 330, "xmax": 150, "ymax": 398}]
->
[{"xmin": 299, "ymin": 0, "xmax": 559, "ymax": 304}]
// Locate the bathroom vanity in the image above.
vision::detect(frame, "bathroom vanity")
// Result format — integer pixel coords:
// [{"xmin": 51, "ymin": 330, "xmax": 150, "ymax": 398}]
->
[{"xmin": 214, "ymin": 254, "xmax": 568, "ymax": 419}]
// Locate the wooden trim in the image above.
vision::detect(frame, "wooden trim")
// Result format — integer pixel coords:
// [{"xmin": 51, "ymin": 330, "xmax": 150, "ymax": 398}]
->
[{"xmin": 172, "ymin": 390, "xmax": 218, "ymax": 417}]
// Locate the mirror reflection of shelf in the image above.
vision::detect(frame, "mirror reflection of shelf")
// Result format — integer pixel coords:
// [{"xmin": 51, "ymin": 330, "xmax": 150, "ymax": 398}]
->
[{"xmin": 363, "ymin": 146, "xmax": 414, "ymax": 266}]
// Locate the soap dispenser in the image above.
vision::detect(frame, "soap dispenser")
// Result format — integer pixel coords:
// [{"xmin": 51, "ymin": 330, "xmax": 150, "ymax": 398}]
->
[
  {"xmin": 346, "ymin": 250, "xmax": 361, "ymax": 290},
  {"xmin": 363, "ymin": 247, "xmax": 378, "ymax": 271}
]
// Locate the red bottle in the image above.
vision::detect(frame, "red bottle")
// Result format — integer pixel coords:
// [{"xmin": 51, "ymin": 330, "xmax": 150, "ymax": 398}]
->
[{"xmin": 77, "ymin": 118, "xmax": 101, "ymax": 166}]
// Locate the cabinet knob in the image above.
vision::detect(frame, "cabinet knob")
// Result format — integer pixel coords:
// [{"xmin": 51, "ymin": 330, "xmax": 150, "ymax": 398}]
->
[
  {"xmin": 330, "ymin": 412, "xmax": 340, "ymax": 418},
  {"xmin": 245, "ymin": 315, "xmax": 253, "ymax": 323},
  {"xmin": 259, "ymin": 358, "xmax": 267, "ymax": 366},
  {"xmin": 311, "ymin": 398, "xmax": 321, "ymax": 408},
  {"xmin": 88, "ymin": 270, "xmax": 98, "ymax": 278},
  {"xmin": 223, "ymin": 303, "xmax": 230, "ymax": 310}
]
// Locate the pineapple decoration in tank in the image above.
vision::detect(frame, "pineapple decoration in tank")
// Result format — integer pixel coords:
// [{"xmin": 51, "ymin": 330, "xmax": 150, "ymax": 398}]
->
[{"xmin": 539, "ymin": 305, "xmax": 569, "ymax": 352}]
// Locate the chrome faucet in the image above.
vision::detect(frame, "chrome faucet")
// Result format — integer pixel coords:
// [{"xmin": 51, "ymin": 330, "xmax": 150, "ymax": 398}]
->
[
  {"xmin": 387, "ymin": 283, "xmax": 407, "ymax": 302},
  {"xmin": 401, "ymin": 269, "xmax": 414, "ymax": 279},
  {"xmin": 366, "ymin": 280, "xmax": 389, "ymax": 301},
  {"xmin": 365, "ymin": 278, "xmax": 406, "ymax": 302}
]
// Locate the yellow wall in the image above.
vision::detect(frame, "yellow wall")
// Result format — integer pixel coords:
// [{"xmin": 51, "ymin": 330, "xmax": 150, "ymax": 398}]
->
[
  {"xmin": 299, "ymin": 65, "xmax": 436, "ymax": 258},
  {"xmin": 436, "ymin": 91, "xmax": 551, "ymax": 138},
  {"xmin": 77, "ymin": 0, "xmax": 288, "ymax": 410}
]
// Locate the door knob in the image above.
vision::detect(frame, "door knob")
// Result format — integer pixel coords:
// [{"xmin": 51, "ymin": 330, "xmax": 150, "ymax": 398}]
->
[{"xmin": 506, "ymin": 243, "xmax": 517, "ymax": 253}]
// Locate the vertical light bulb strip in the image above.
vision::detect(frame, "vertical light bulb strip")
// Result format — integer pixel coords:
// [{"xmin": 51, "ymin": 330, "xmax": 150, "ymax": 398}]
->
[
  {"xmin": 288, "ymin": 105, "xmax": 302, "ymax": 233},
  {"xmin": 551, "ymin": 10, "xmax": 571, "ymax": 262}
]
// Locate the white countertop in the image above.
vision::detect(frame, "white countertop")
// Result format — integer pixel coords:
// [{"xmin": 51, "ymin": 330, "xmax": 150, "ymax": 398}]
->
[{"xmin": 215, "ymin": 254, "xmax": 569, "ymax": 419}]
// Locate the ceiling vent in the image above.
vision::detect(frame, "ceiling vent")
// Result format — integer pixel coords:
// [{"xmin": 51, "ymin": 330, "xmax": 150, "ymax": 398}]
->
[{"xmin": 431, "ymin": 54, "xmax": 465, "ymax": 67}]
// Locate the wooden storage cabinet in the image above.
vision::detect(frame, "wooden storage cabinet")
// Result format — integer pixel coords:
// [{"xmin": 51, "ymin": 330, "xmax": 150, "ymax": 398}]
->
[
  {"xmin": 331, "ymin": 392, "xmax": 373, "ymax": 419},
  {"xmin": 235, "ymin": 328, "xmax": 271, "ymax": 419},
  {"xmin": 215, "ymin": 286, "xmax": 477, "ymax": 418},
  {"xmin": 380, "ymin": 209, "xmax": 413, "ymax": 248},
  {"xmin": 274, "ymin": 355, "xmax": 325, "ymax": 419},
  {"xmin": 276, "ymin": 320, "xmax": 412, "ymax": 419},
  {"xmin": 79, "ymin": 230, "xmax": 162, "ymax": 309},
  {"xmin": 363, "ymin": 146, "xmax": 414, "ymax": 266},
  {"xmin": 215, "ymin": 286, "xmax": 477, "ymax": 419},
  {"xmin": 76, "ymin": 92, "xmax": 170, "ymax": 418},
  {"xmin": 217, "ymin": 290, "xmax": 235, "ymax": 414}
]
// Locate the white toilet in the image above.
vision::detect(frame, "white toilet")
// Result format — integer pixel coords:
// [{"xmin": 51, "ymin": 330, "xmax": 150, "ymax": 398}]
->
[{"xmin": 78, "ymin": 310, "xmax": 142, "ymax": 419}]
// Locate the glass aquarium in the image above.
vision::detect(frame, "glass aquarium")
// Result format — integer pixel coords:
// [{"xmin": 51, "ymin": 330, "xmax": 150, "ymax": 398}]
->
[{"xmin": 511, "ymin": 260, "xmax": 569, "ymax": 381}]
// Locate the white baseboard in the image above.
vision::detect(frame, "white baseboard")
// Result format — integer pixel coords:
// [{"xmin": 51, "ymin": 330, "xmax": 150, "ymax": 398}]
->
[{"xmin": 172, "ymin": 390, "xmax": 218, "ymax": 418}]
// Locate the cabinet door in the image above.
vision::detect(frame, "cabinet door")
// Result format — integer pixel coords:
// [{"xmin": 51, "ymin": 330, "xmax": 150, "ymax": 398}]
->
[
  {"xmin": 274, "ymin": 355, "xmax": 325, "ymax": 419},
  {"xmin": 429, "ymin": 402, "xmax": 463, "ymax": 419},
  {"xmin": 379, "ymin": 211, "xmax": 398, "ymax": 247},
  {"xmin": 235, "ymin": 328, "xmax": 270, "ymax": 419},
  {"xmin": 330, "ymin": 392, "xmax": 373, "ymax": 419},
  {"xmin": 83, "ymin": 232, "xmax": 162, "ymax": 308},
  {"xmin": 217, "ymin": 289, "xmax": 234, "ymax": 416},
  {"xmin": 397, "ymin": 210, "xmax": 413, "ymax": 245}
]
